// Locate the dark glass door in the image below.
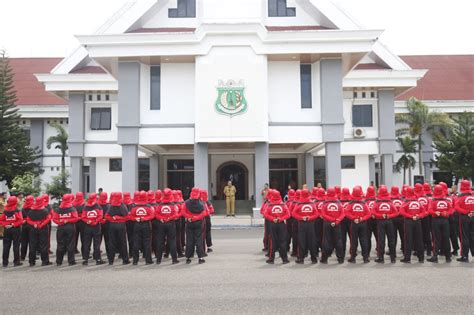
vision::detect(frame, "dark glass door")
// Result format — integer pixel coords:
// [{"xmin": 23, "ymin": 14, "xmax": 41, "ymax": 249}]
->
[{"xmin": 218, "ymin": 163, "xmax": 247, "ymax": 200}]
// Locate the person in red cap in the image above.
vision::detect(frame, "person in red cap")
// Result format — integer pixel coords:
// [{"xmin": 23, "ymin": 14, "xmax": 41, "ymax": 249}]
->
[
  {"xmin": 72, "ymin": 192, "xmax": 86, "ymax": 256},
  {"xmin": 391, "ymin": 186, "xmax": 405, "ymax": 255},
  {"xmin": 260, "ymin": 189, "xmax": 273, "ymax": 254},
  {"xmin": 42, "ymin": 194, "xmax": 53, "ymax": 255},
  {"xmin": 339, "ymin": 187, "xmax": 352, "ymax": 255},
  {"xmin": 98, "ymin": 192, "xmax": 110, "ymax": 258},
  {"xmin": 365, "ymin": 186, "xmax": 377, "ymax": 256},
  {"xmin": 200, "ymin": 190, "xmax": 214, "ymax": 253},
  {"xmin": 443, "ymin": 182, "xmax": 460, "ymax": 256},
  {"xmin": 182, "ymin": 188, "xmax": 208, "ymax": 264},
  {"xmin": 123, "ymin": 192, "xmax": 135, "ymax": 257},
  {"xmin": 26, "ymin": 196, "xmax": 52, "ymax": 266},
  {"xmin": 286, "ymin": 189, "xmax": 297, "ymax": 256},
  {"xmin": 345, "ymin": 187, "xmax": 371, "ymax": 263},
  {"xmin": 81, "ymin": 193, "xmax": 105, "ymax": 265},
  {"xmin": 52, "ymin": 194, "xmax": 80, "ymax": 266},
  {"xmin": 372, "ymin": 186, "xmax": 398, "ymax": 263},
  {"xmin": 263, "ymin": 190, "xmax": 290, "ymax": 264},
  {"xmin": 0, "ymin": 196, "xmax": 24, "ymax": 267},
  {"xmin": 314, "ymin": 188, "xmax": 326, "ymax": 256},
  {"xmin": 129, "ymin": 191, "xmax": 154, "ymax": 265},
  {"xmin": 399, "ymin": 187, "xmax": 425, "ymax": 263},
  {"xmin": 105, "ymin": 192, "xmax": 130, "ymax": 265},
  {"xmin": 415, "ymin": 183, "xmax": 433, "ymax": 257},
  {"xmin": 455, "ymin": 180, "xmax": 473, "ymax": 262},
  {"xmin": 320, "ymin": 188, "xmax": 345, "ymax": 264},
  {"xmin": 155, "ymin": 188, "xmax": 180, "ymax": 264},
  {"xmin": 174, "ymin": 190, "xmax": 186, "ymax": 257},
  {"xmin": 427, "ymin": 185, "xmax": 454, "ymax": 263},
  {"xmin": 289, "ymin": 189, "xmax": 301, "ymax": 257},
  {"xmin": 292, "ymin": 189, "xmax": 319, "ymax": 264},
  {"xmin": 20, "ymin": 195, "xmax": 34, "ymax": 261}
]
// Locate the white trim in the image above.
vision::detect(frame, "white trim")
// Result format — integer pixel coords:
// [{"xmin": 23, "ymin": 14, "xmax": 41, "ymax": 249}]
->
[
  {"xmin": 395, "ymin": 100, "xmax": 474, "ymax": 114},
  {"xmin": 35, "ymin": 73, "xmax": 118, "ymax": 93},
  {"xmin": 344, "ymin": 69, "xmax": 427, "ymax": 92},
  {"xmin": 17, "ymin": 105, "xmax": 69, "ymax": 119}
]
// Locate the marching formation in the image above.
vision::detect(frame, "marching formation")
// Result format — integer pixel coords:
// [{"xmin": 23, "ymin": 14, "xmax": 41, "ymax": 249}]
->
[
  {"xmin": 261, "ymin": 180, "xmax": 474, "ymax": 265},
  {"xmin": 0, "ymin": 187, "xmax": 214, "ymax": 267}
]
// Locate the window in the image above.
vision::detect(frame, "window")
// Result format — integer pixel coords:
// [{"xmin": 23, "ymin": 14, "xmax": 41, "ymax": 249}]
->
[
  {"xmin": 90, "ymin": 108, "xmax": 111, "ymax": 130},
  {"xmin": 370, "ymin": 91, "xmax": 376, "ymax": 98},
  {"xmin": 269, "ymin": 158, "xmax": 298, "ymax": 194},
  {"xmin": 150, "ymin": 66, "xmax": 161, "ymax": 110},
  {"xmin": 268, "ymin": 0, "xmax": 296, "ymax": 17},
  {"xmin": 97, "ymin": 94, "xmax": 101, "ymax": 101},
  {"xmin": 139, "ymin": 159, "xmax": 150, "ymax": 191},
  {"xmin": 353, "ymin": 91, "xmax": 358, "ymax": 99},
  {"xmin": 341, "ymin": 156, "xmax": 356, "ymax": 169},
  {"xmin": 167, "ymin": 160, "xmax": 194, "ymax": 199},
  {"xmin": 109, "ymin": 159, "xmax": 122, "ymax": 172},
  {"xmin": 362, "ymin": 92, "xmax": 366, "ymax": 98},
  {"xmin": 105, "ymin": 94, "xmax": 110, "ymax": 101},
  {"xmin": 169, "ymin": 0, "xmax": 196, "ymax": 18},
  {"xmin": 300, "ymin": 64, "xmax": 312, "ymax": 108},
  {"xmin": 314, "ymin": 157, "xmax": 326, "ymax": 189},
  {"xmin": 88, "ymin": 94, "xmax": 93, "ymax": 101},
  {"xmin": 352, "ymin": 105, "xmax": 373, "ymax": 127}
]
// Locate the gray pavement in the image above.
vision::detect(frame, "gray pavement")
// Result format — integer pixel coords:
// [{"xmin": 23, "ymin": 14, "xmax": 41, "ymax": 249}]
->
[{"xmin": 1, "ymin": 228, "xmax": 473, "ymax": 314}]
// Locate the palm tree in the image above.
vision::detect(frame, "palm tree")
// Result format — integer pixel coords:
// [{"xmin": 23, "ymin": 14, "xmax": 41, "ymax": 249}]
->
[
  {"xmin": 395, "ymin": 136, "xmax": 416, "ymax": 185},
  {"xmin": 46, "ymin": 122, "xmax": 68, "ymax": 176},
  {"xmin": 396, "ymin": 97, "xmax": 452, "ymax": 175}
]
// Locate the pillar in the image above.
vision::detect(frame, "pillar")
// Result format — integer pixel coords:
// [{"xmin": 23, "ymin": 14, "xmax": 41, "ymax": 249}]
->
[
  {"xmin": 255, "ymin": 142, "xmax": 269, "ymax": 207},
  {"xmin": 70, "ymin": 157, "xmax": 83, "ymax": 193},
  {"xmin": 117, "ymin": 62, "xmax": 141, "ymax": 193},
  {"xmin": 305, "ymin": 153, "xmax": 315, "ymax": 189},
  {"xmin": 89, "ymin": 158, "xmax": 96, "ymax": 193},
  {"xmin": 194, "ymin": 143, "xmax": 209, "ymax": 191},
  {"xmin": 325, "ymin": 142, "xmax": 342, "ymax": 187},
  {"xmin": 378, "ymin": 89, "xmax": 396, "ymax": 186},
  {"xmin": 149, "ymin": 155, "xmax": 159, "ymax": 190},
  {"xmin": 29, "ymin": 120, "xmax": 44, "ymax": 166},
  {"xmin": 369, "ymin": 155, "xmax": 376, "ymax": 185},
  {"xmin": 68, "ymin": 94, "xmax": 85, "ymax": 193}
]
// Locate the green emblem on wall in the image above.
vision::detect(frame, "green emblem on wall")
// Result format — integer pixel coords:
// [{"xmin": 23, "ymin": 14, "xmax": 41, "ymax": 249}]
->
[{"xmin": 215, "ymin": 80, "xmax": 248, "ymax": 116}]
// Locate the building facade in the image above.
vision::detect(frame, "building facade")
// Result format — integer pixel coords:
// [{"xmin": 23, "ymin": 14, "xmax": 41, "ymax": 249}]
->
[{"xmin": 35, "ymin": 0, "xmax": 432, "ymax": 208}]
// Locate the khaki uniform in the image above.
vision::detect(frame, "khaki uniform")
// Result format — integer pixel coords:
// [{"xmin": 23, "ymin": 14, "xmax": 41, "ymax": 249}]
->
[
  {"xmin": 224, "ymin": 185, "xmax": 237, "ymax": 216},
  {"xmin": 0, "ymin": 197, "xmax": 4, "ymax": 237}
]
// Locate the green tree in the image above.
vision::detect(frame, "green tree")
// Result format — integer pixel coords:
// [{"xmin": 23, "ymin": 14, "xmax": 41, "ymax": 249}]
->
[
  {"xmin": 396, "ymin": 97, "xmax": 452, "ymax": 175},
  {"xmin": 0, "ymin": 50, "xmax": 41, "ymax": 188},
  {"xmin": 395, "ymin": 136, "xmax": 417, "ymax": 185},
  {"xmin": 46, "ymin": 171, "xmax": 71, "ymax": 203},
  {"xmin": 433, "ymin": 111, "xmax": 474, "ymax": 181},
  {"xmin": 46, "ymin": 122, "xmax": 68, "ymax": 175},
  {"xmin": 10, "ymin": 172, "xmax": 42, "ymax": 196}
]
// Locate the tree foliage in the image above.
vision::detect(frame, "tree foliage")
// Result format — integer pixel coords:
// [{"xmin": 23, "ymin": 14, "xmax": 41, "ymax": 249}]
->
[
  {"xmin": 45, "ymin": 171, "xmax": 71, "ymax": 203},
  {"xmin": 433, "ymin": 111, "xmax": 474, "ymax": 181},
  {"xmin": 10, "ymin": 172, "xmax": 42, "ymax": 196},
  {"xmin": 395, "ymin": 136, "xmax": 417, "ymax": 185}
]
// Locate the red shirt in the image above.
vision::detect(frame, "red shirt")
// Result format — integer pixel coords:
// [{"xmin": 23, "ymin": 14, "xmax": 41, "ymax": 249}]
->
[
  {"xmin": 129, "ymin": 205, "xmax": 155, "ymax": 222},
  {"xmin": 372, "ymin": 200, "xmax": 398, "ymax": 219},
  {"xmin": 26, "ymin": 212, "xmax": 51, "ymax": 229},
  {"xmin": 155, "ymin": 203, "xmax": 179, "ymax": 222},
  {"xmin": 455, "ymin": 193, "xmax": 474, "ymax": 215},
  {"xmin": 181, "ymin": 200, "xmax": 208, "ymax": 222},
  {"xmin": 391, "ymin": 198, "xmax": 404, "ymax": 213},
  {"xmin": 81, "ymin": 207, "xmax": 104, "ymax": 226},
  {"xmin": 428, "ymin": 198, "xmax": 454, "ymax": 218},
  {"xmin": 321, "ymin": 201, "xmax": 344, "ymax": 224},
  {"xmin": 52, "ymin": 208, "xmax": 79, "ymax": 225},
  {"xmin": 292, "ymin": 202, "xmax": 319, "ymax": 222},
  {"xmin": 400, "ymin": 200, "xmax": 425, "ymax": 219},
  {"xmin": 263, "ymin": 203, "xmax": 291, "ymax": 222},
  {"xmin": 345, "ymin": 201, "xmax": 371, "ymax": 222},
  {"xmin": 0, "ymin": 210, "xmax": 24, "ymax": 228}
]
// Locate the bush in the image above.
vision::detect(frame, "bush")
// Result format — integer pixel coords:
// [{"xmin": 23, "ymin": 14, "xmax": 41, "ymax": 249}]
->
[
  {"xmin": 46, "ymin": 171, "xmax": 71, "ymax": 204},
  {"xmin": 10, "ymin": 172, "xmax": 41, "ymax": 196}
]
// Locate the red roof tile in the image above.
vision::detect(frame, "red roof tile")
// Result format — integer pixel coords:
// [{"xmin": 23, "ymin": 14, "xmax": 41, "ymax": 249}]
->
[
  {"xmin": 127, "ymin": 27, "xmax": 196, "ymax": 33},
  {"xmin": 397, "ymin": 55, "xmax": 474, "ymax": 101},
  {"xmin": 70, "ymin": 66, "xmax": 107, "ymax": 74},
  {"xmin": 354, "ymin": 63, "xmax": 391, "ymax": 70},
  {"xmin": 266, "ymin": 25, "xmax": 335, "ymax": 31},
  {"xmin": 9, "ymin": 58, "xmax": 66, "ymax": 105}
]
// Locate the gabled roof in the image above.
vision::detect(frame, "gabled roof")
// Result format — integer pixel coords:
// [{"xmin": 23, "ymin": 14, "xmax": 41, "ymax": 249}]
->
[
  {"xmin": 9, "ymin": 58, "xmax": 66, "ymax": 105},
  {"xmin": 397, "ymin": 55, "xmax": 474, "ymax": 101}
]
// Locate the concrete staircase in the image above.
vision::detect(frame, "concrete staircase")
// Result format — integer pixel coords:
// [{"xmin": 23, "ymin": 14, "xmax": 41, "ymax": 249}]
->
[
  {"xmin": 210, "ymin": 200, "xmax": 256, "ymax": 215},
  {"xmin": 211, "ymin": 215, "xmax": 264, "ymax": 228}
]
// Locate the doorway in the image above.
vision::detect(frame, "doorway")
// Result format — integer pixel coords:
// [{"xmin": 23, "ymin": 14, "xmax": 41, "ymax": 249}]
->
[{"xmin": 216, "ymin": 161, "xmax": 248, "ymax": 200}]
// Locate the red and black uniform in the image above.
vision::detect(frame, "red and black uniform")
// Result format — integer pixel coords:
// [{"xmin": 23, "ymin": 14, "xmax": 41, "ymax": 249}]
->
[
  {"xmin": 73, "ymin": 192, "xmax": 86, "ymax": 256},
  {"xmin": 0, "ymin": 196, "xmax": 24, "ymax": 267},
  {"xmin": 43, "ymin": 194, "xmax": 53, "ymax": 255},
  {"xmin": 400, "ymin": 187, "xmax": 425, "ymax": 263},
  {"xmin": 428, "ymin": 185, "xmax": 454, "ymax": 262},
  {"xmin": 20, "ymin": 195, "xmax": 34, "ymax": 261},
  {"xmin": 104, "ymin": 192, "xmax": 130, "ymax": 265},
  {"xmin": 182, "ymin": 188, "xmax": 208, "ymax": 262},
  {"xmin": 155, "ymin": 189, "xmax": 180, "ymax": 264},
  {"xmin": 98, "ymin": 192, "xmax": 110, "ymax": 258},
  {"xmin": 123, "ymin": 192, "xmax": 135, "ymax": 257},
  {"xmin": 201, "ymin": 190, "xmax": 214, "ymax": 251},
  {"xmin": 260, "ymin": 190, "xmax": 272, "ymax": 253},
  {"xmin": 320, "ymin": 188, "xmax": 345, "ymax": 263},
  {"xmin": 391, "ymin": 186, "xmax": 405, "ymax": 253},
  {"xmin": 53, "ymin": 194, "xmax": 80, "ymax": 265},
  {"xmin": 372, "ymin": 186, "xmax": 398, "ymax": 263},
  {"xmin": 174, "ymin": 190, "xmax": 186, "ymax": 256},
  {"xmin": 339, "ymin": 188, "xmax": 352, "ymax": 255},
  {"xmin": 313, "ymin": 189, "xmax": 326, "ymax": 255},
  {"xmin": 26, "ymin": 197, "xmax": 51, "ymax": 266},
  {"xmin": 416, "ymin": 183, "xmax": 433, "ymax": 256},
  {"xmin": 345, "ymin": 187, "xmax": 371, "ymax": 262},
  {"xmin": 129, "ymin": 191, "xmax": 154, "ymax": 265},
  {"xmin": 286, "ymin": 189, "xmax": 297, "ymax": 255},
  {"xmin": 365, "ymin": 186, "xmax": 377, "ymax": 256},
  {"xmin": 455, "ymin": 180, "xmax": 474, "ymax": 262},
  {"xmin": 263, "ymin": 191, "xmax": 290, "ymax": 264},
  {"xmin": 81, "ymin": 193, "xmax": 104, "ymax": 264},
  {"xmin": 442, "ymin": 182, "xmax": 460, "ymax": 255},
  {"xmin": 292, "ymin": 189, "xmax": 319, "ymax": 263}
]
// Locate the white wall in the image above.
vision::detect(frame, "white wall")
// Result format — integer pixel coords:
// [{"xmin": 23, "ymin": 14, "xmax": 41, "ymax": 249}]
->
[
  {"xmin": 264, "ymin": 0, "xmax": 321, "ymax": 26},
  {"xmin": 210, "ymin": 154, "xmax": 254, "ymax": 199},
  {"xmin": 85, "ymin": 102, "xmax": 118, "ymax": 142},
  {"xmin": 343, "ymin": 91, "xmax": 378, "ymax": 140},
  {"xmin": 341, "ymin": 155, "xmax": 370, "ymax": 189},
  {"xmin": 142, "ymin": 0, "xmax": 200, "ymax": 28},
  {"xmin": 95, "ymin": 157, "xmax": 122, "ymax": 193}
]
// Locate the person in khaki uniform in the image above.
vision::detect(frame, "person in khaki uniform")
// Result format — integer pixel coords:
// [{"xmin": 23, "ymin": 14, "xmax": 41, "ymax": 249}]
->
[
  {"xmin": 0, "ymin": 193, "xmax": 5, "ymax": 238},
  {"xmin": 224, "ymin": 181, "xmax": 237, "ymax": 217}
]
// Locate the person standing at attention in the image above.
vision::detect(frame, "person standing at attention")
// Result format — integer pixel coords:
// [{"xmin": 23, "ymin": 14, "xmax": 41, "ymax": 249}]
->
[{"xmin": 224, "ymin": 181, "xmax": 237, "ymax": 217}]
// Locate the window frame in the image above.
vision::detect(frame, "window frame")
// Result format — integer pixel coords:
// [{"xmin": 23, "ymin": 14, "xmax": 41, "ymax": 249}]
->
[
  {"xmin": 268, "ymin": 0, "xmax": 296, "ymax": 17},
  {"xmin": 168, "ymin": 0, "xmax": 196, "ymax": 18},
  {"xmin": 300, "ymin": 64, "xmax": 312, "ymax": 109},
  {"xmin": 352, "ymin": 104, "xmax": 373, "ymax": 128},
  {"xmin": 90, "ymin": 107, "xmax": 112, "ymax": 131},
  {"xmin": 109, "ymin": 158, "xmax": 122, "ymax": 172},
  {"xmin": 341, "ymin": 156, "xmax": 356, "ymax": 169},
  {"xmin": 150, "ymin": 65, "xmax": 161, "ymax": 110}
]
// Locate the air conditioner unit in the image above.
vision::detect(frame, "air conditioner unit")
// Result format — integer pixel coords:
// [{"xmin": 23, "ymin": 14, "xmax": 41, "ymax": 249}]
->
[{"xmin": 353, "ymin": 128, "xmax": 366, "ymax": 138}]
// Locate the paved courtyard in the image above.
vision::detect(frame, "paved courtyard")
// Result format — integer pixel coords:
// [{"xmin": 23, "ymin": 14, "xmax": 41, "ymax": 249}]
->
[{"xmin": 1, "ymin": 228, "xmax": 473, "ymax": 314}]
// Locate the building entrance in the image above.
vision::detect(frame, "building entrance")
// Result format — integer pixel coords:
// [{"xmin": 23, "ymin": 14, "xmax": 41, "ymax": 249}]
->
[{"xmin": 216, "ymin": 162, "xmax": 248, "ymax": 200}]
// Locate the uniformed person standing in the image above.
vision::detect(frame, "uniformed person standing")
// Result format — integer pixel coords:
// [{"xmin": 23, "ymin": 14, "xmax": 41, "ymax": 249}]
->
[
  {"xmin": 182, "ymin": 188, "xmax": 208, "ymax": 264},
  {"xmin": 224, "ymin": 181, "xmax": 237, "ymax": 217},
  {"xmin": 292, "ymin": 189, "xmax": 319, "ymax": 264},
  {"xmin": 129, "ymin": 191, "xmax": 154, "ymax": 265},
  {"xmin": 0, "ymin": 196, "xmax": 24, "ymax": 267},
  {"xmin": 0, "ymin": 192, "xmax": 5, "ymax": 239},
  {"xmin": 455, "ymin": 180, "xmax": 474, "ymax": 262},
  {"xmin": 52, "ymin": 194, "xmax": 79, "ymax": 266},
  {"xmin": 20, "ymin": 195, "xmax": 34, "ymax": 261}
]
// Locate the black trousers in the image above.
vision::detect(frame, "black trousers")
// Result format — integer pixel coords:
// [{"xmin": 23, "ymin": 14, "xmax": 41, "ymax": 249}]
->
[
  {"xmin": 263, "ymin": 220, "xmax": 270, "ymax": 250},
  {"xmin": 107, "ymin": 222, "xmax": 129, "ymax": 264},
  {"xmin": 349, "ymin": 221, "xmax": 369, "ymax": 259},
  {"xmin": 268, "ymin": 221, "xmax": 288, "ymax": 261},
  {"xmin": 340, "ymin": 217, "xmax": 351, "ymax": 254},
  {"xmin": 185, "ymin": 220, "xmax": 205, "ymax": 259},
  {"xmin": 2, "ymin": 227, "xmax": 21, "ymax": 266},
  {"xmin": 449, "ymin": 213, "xmax": 460, "ymax": 251},
  {"xmin": 133, "ymin": 221, "xmax": 153, "ymax": 263},
  {"xmin": 393, "ymin": 216, "xmax": 405, "ymax": 251},
  {"xmin": 82, "ymin": 224, "xmax": 102, "ymax": 261},
  {"xmin": 297, "ymin": 221, "xmax": 317, "ymax": 260},
  {"xmin": 75, "ymin": 220, "xmax": 85, "ymax": 254},
  {"xmin": 376, "ymin": 219, "xmax": 396, "ymax": 259},
  {"xmin": 458, "ymin": 214, "xmax": 474, "ymax": 259},
  {"xmin": 205, "ymin": 216, "xmax": 213, "ymax": 248},
  {"xmin": 20, "ymin": 224, "xmax": 30, "ymax": 260},
  {"xmin": 367, "ymin": 218, "xmax": 377, "ymax": 256},
  {"xmin": 432, "ymin": 217, "xmax": 451, "ymax": 259},
  {"xmin": 421, "ymin": 216, "xmax": 433, "ymax": 254},
  {"xmin": 102, "ymin": 222, "xmax": 110, "ymax": 257},
  {"xmin": 28, "ymin": 226, "xmax": 49, "ymax": 264},
  {"xmin": 56, "ymin": 223, "xmax": 76, "ymax": 264},
  {"xmin": 314, "ymin": 218, "xmax": 323, "ymax": 255},
  {"xmin": 403, "ymin": 219, "xmax": 424, "ymax": 261},
  {"xmin": 155, "ymin": 221, "xmax": 178, "ymax": 261},
  {"xmin": 322, "ymin": 221, "xmax": 344, "ymax": 260},
  {"xmin": 180, "ymin": 217, "xmax": 186, "ymax": 247},
  {"xmin": 176, "ymin": 218, "xmax": 185, "ymax": 254},
  {"xmin": 126, "ymin": 221, "xmax": 135, "ymax": 256}
]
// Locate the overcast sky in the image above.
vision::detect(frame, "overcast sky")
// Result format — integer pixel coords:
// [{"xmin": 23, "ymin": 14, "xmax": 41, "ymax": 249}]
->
[{"xmin": 0, "ymin": 0, "xmax": 473, "ymax": 57}]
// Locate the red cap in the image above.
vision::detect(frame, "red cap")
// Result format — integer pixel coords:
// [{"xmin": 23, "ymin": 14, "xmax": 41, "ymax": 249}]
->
[
  {"xmin": 73, "ymin": 192, "xmax": 85, "ymax": 207},
  {"xmin": 155, "ymin": 190, "xmax": 163, "ymax": 203},
  {"xmin": 423, "ymin": 183, "xmax": 432, "ymax": 195},
  {"xmin": 433, "ymin": 185, "xmax": 444, "ymax": 199},
  {"xmin": 405, "ymin": 187, "xmax": 416, "ymax": 200},
  {"xmin": 270, "ymin": 190, "xmax": 282, "ymax": 204},
  {"xmin": 190, "ymin": 187, "xmax": 201, "ymax": 200},
  {"xmin": 23, "ymin": 195, "xmax": 34, "ymax": 209},
  {"xmin": 200, "ymin": 190, "xmax": 209, "ymax": 202},
  {"xmin": 162, "ymin": 188, "xmax": 174, "ymax": 203},
  {"xmin": 147, "ymin": 190, "xmax": 156, "ymax": 204},
  {"xmin": 177, "ymin": 190, "xmax": 184, "ymax": 202},
  {"xmin": 294, "ymin": 189, "xmax": 301, "ymax": 202},
  {"xmin": 42, "ymin": 194, "xmax": 50, "ymax": 205},
  {"xmin": 136, "ymin": 191, "xmax": 148, "ymax": 206},
  {"xmin": 98, "ymin": 192, "xmax": 108, "ymax": 206},
  {"xmin": 133, "ymin": 191, "xmax": 140, "ymax": 204},
  {"xmin": 311, "ymin": 187, "xmax": 318, "ymax": 199},
  {"xmin": 87, "ymin": 193, "xmax": 97, "ymax": 207},
  {"xmin": 60, "ymin": 194, "xmax": 74, "ymax": 208},
  {"xmin": 326, "ymin": 188, "xmax": 337, "ymax": 201},
  {"xmin": 32, "ymin": 196, "xmax": 44, "ymax": 210},
  {"xmin": 300, "ymin": 189, "xmax": 311, "ymax": 203},
  {"xmin": 390, "ymin": 186, "xmax": 401, "ymax": 199},
  {"xmin": 287, "ymin": 189, "xmax": 296, "ymax": 201},
  {"xmin": 352, "ymin": 187, "xmax": 363, "ymax": 201},
  {"xmin": 110, "ymin": 192, "xmax": 123, "ymax": 207},
  {"xmin": 460, "ymin": 180, "xmax": 471, "ymax": 194},
  {"xmin": 366, "ymin": 186, "xmax": 376, "ymax": 199},
  {"xmin": 340, "ymin": 187, "xmax": 351, "ymax": 200},
  {"xmin": 123, "ymin": 192, "xmax": 132, "ymax": 205},
  {"xmin": 317, "ymin": 188, "xmax": 326, "ymax": 200},
  {"xmin": 414, "ymin": 183, "xmax": 424, "ymax": 197},
  {"xmin": 378, "ymin": 186, "xmax": 390, "ymax": 200},
  {"xmin": 5, "ymin": 196, "xmax": 18, "ymax": 211}
]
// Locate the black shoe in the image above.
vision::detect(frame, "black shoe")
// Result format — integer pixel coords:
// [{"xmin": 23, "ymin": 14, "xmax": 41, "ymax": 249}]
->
[
  {"xmin": 446, "ymin": 257, "xmax": 452, "ymax": 263},
  {"xmin": 29, "ymin": 263, "xmax": 35, "ymax": 267},
  {"xmin": 338, "ymin": 259, "xmax": 344, "ymax": 264},
  {"xmin": 390, "ymin": 258, "xmax": 396, "ymax": 264},
  {"xmin": 2, "ymin": 264, "xmax": 7, "ymax": 268},
  {"xmin": 347, "ymin": 257, "xmax": 356, "ymax": 264},
  {"xmin": 69, "ymin": 261, "xmax": 76, "ymax": 266},
  {"xmin": 418, "ymin": 259, "xmax": 424, "ymax": 263},
  {"xmin": 108, "ymin": 261, "xmax": 113, "ymax": 266},
  {"xmin": 82, "ymin": 260, "xmax": 88, "ymax": 266},
  {"xmin": 164, "ymin": 254, "xmax": 169, "ymax": 259},
  {"xmin": 156, "ymin": 260, "xmax": 161, "ymax": 265},
  {"xmin": 426, "ymin": 251, "xmax": 432, "ymax": 257},
  {"xmin": 96, "ymin": 260, "xmax": 106, "ymax": 265},
  {"xmin": 363, "ymin": 258, "xmax": 370, "ymax": 263},
  {"xmin": 375, "ymin": 258, "xmax": 384, "ymax": 264},
  {"xmin": 290, "ymin": 252, "xmax": 297, "ymax": 257},
  {"xmin": 451, "ymin": 250, "xmax": 458, "ymax": 256},
  {"xmin": 400, "ymin": 258, "xmax": 410, "ymax": 263},
  {"xmin": 207, "ymin": 248, "xmax": 213, "ymax": 253},
  {"xmin": 198, "ymin": 259, "xmax": 206, "ymax": 264},
  {"xmin": 172, "ymin": 260, "xmax": 180, "ymax": 265},
  {"xmin": 56, "ymin": 262, "xmax": 62, "ymax": 266},
  {"xmin": 42, "ymin": 262, "xmax": 52, "ymax": 266},
  {"xmin": 261, "ymin": 248, "xmax": 268, "ymax": 252},
  {"xmin": 146, "ymin": 261, "xmax": 153, "ymax": 265},
  {"xmin": 265, "ymin": 259, "xmax": 274, "ymax": 264},
  {"xmin": 282, "ymin": 259, "xmax": 290, "ymax": 264},
  {"xmin": 311, "ymin": 258, "xmax": 318, "ymax": 264},
  {"xmin": 122, "ymin": 260, "xmax": 130, "ymax": 265},
  {"xmin": 457, "ymin": 257, "xmax": 469, "ymax": 263},
  {"xmin": 178, "ymin": 253, "xmax": 185, "ymax": 258},
  {"xmin": 186, "ymin": 259, "xmax": 192, "ymax": 264},
  {"xmin": 295, "ymin": 259, "xmax": 304, "ymax": 264},
  {"xmin": 75, "ymin": 250, "xmax": 80, "ymax": 254},
  {"xmin": 13, "ymin": 262, "xmax": 23, "ymax": 267},
  {"xmin": 203, "ymin": 253, "xmax": 208, "ymax": 257},
  {"xmin": 427, "ymin": 257, "xmax": 438, "ymax": 263},
  {"xmin": 132, "ymin": 261, "xmax": 138, "ymax": 266},
  {"xmin": 320, "ymin": 258, "xmax": 328, "ymax": 264}
]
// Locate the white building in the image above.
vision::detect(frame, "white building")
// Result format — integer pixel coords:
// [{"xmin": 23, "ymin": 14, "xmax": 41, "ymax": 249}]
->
[{"xmin": 26, "ymin": 0, "xmax": 469, "ymax": 213}]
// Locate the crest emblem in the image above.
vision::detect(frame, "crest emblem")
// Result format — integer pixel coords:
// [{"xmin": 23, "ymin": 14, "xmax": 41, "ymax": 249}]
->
[{"xmin": 215, "ymin": 80, "xmax": 248, "ymax": 116}]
